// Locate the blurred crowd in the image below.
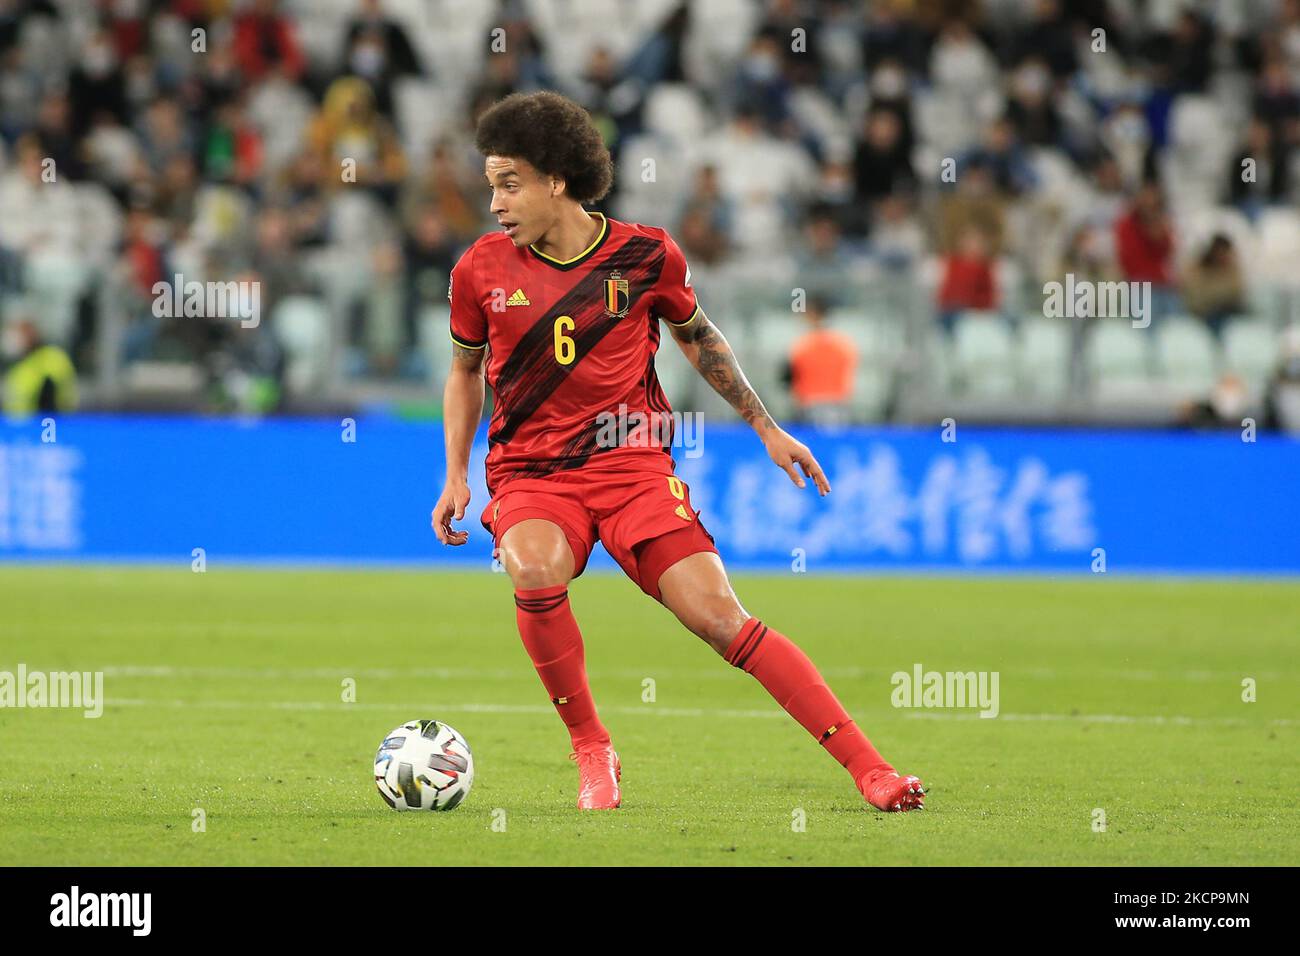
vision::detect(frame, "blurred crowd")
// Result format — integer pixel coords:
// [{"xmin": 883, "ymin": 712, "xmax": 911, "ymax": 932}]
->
[{"xmin": 0, "ymin": 0, "xmax": 1298, "ymax": 421}]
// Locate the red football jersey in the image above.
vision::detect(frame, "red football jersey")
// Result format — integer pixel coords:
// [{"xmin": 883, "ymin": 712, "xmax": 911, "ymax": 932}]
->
[{"xmin": 448, "ymin": 212, "xmax": 701, "ymax": 495}]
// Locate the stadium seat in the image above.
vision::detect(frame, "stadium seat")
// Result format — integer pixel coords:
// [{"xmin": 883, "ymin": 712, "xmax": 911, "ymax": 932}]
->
[
  {"xmin": 994, "ymin": 258, "xmax": 1024, "ymax": 316},
  {"xmin": 1156, "ymin": 316, "xmax": 1219, "ymax": 397},
  {"xmin": 1016, "ymin": 316, "xmax": 1072, "ymax": 397},
  {"xmin": 1222, "ymin": 317, "xmax": 1279, "ymax": 388},
  {"xmin": 823, "ymin": 308, "xmax": 897, "ymax": 419},
  {"xmin": 1174, "ymin": 205, "xmax": 1256, "ymax": 276},
  {"xmin": 1165, "ymin": 95, "xmax": 1231, "ymax": 207},
  {"xmin": 285, "ymin": 0, "xmax": 348, "ymax": 63},
  {"xmin": 1169, "ymin": 96, "xmax": 1225, "ymax": 156},
  {"xmin": 528, "ymin": 0, "xmax": 640, "ymax": 83},
  {"xmin": 24, "ymin": 253, "xmax": 91, "ymax": 348},
  {"xmin": 1087, "ymin": 319, "xmax": 1154, "ymax": 400},
  {"xmin": 747, "ymin": 311, "xmax": 807, "ymax": 420},
  {"xmin": 644, "ymin": 84, "xmax": 709, "ymax": 146},
  {"xmin": 394, "ymin": 78, "xmax": 450, "ymax": 167},
  {"xmin": 922, "ymin": 327, "xmax": 954, "ymax": 397},
  {"xmin": 827, "ymin": 307, "xmax": 903, "ymax": 362},
  {"xmin": 1254, "ymin": 209, "xmax": 1300, "ymax": 283},
  {"xmin": 72, "ymin": 183, "xmax": 123, "ymax": 266},
  {"xmin": 614, "ymin": 131, "xmax": 692, "ymax": 226},
  {"xmin": 913, "ymin": 88, "xmax": 977, "ymax": 158},
  {"xmin": 753, "ymin": 311, "xmax": 807, "ymax": 364},
  {"xmin": 682, "ymin": 0, "xmax": 761, "ymax": 69},
  {"xmin": 272, "ymin": 296, "xmax": 333, "ymax": 394},
  {"xmin": 952, "ymin": 311, "xmax": 1016, "ymax": 396},
  {"xmin": 248, "ymin": 81, "xmax": 316, "ymax": 176},
  {"xmin": 853, "ymin": 364, "xmax": 893, "ymax": 420}
]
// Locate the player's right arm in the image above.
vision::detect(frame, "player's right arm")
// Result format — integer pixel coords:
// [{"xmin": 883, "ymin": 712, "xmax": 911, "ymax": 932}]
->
[
  {"xmin": 432, "ymin": 249, "xmax": 488, "ymax": 545},
  {"xmin": 432, "ymin": 343, "xmax": 484, "ymax": 545}
]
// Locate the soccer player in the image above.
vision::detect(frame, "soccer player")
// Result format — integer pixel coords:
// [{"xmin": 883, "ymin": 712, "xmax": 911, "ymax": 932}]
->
[{"xmin": 432, "ymin": 92, "xmax": 924, "ymax": 813}]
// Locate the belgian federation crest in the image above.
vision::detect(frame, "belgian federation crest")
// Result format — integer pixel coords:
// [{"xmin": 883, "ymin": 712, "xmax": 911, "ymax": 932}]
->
[{"xmin": 604, "ymin": 272, "xmax": 630, "ymax": 318}]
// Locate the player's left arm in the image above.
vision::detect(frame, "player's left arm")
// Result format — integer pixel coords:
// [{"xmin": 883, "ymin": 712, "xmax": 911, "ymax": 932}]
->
[{"xmin": 668, "ymin": 311, "xmax": 830, "ymax": 495}]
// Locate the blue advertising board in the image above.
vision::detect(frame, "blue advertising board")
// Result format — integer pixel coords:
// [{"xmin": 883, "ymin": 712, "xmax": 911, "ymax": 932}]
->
[{"xmin": 0, "ymin": 416, "xmax": 1295, "ymax": 574}]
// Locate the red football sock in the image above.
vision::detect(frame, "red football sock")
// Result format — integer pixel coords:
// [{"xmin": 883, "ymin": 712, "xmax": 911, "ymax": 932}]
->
[
  {"xmin": 515, "ymin": 585, "xmax": 610, "ymax": 750},
  {"xmin": 724, "ymin": 618, "xmax": 892, "ymax": 783}
]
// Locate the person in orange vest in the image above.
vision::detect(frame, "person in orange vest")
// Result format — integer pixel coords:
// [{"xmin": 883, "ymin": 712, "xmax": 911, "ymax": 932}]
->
[{"xmin": 784, "ymin": 296, "xmax": 857, "ymax": 425}]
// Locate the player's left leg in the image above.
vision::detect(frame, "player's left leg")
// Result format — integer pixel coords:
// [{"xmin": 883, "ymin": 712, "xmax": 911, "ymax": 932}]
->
[{"xmin": 651, "ymin": 547, "xmax": 925, "ymax": 812}]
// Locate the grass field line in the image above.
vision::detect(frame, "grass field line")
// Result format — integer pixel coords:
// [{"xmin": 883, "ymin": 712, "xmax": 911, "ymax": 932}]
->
[
  {"xmin": 11, "ymin": 663, "xmax": 1290, "ymax": 683},
  {"xmin": 102, "ymin": 696, "xmax": 1298, "ymax": 727},
  {"xmin": 108, "ymin": 696, "xmax": 784, "ymax": 719},
  {"xmin": 902, "ymin": 711, "xmax": 1297, "ymax": 727}
]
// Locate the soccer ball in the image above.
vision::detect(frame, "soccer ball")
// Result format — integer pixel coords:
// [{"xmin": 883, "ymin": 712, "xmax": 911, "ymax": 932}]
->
[{"xmin": 374, "ymin": 719, "xmax": 474, "ymax": 811}]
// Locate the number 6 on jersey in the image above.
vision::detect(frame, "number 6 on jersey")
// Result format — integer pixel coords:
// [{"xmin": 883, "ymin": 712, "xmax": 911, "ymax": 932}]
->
[{"xmin": 554, "ymin": 315, "xmax": 575, "ymax": 365}]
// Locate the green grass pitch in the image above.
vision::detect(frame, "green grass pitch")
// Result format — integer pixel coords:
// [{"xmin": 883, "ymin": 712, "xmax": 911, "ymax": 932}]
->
[{"xmin": 1, "ymin": 566, "xmax": 1295, "ymax": 866}]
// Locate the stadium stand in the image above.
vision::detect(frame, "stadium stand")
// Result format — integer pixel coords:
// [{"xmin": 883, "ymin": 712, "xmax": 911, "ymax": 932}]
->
[{"xmin": 0, "ymin": 0, "xmax": 1295, "ymax": 428}]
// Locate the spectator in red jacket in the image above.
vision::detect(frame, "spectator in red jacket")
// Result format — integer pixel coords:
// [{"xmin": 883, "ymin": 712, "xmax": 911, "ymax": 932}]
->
[
  {"xmin": 1115, "ymin": 182, "xmax": 1174, "ymax": 285},
  {"xmin": 937, "ymin": 224, "xmax": 998, "ymax": 334},
  {"xmin": 233, "ymin": 0, "xmax": 306, "ymax": 83},
  {"xmin": 1115, "ymin": 181, "xmax": 1180, "ymax": 322}
]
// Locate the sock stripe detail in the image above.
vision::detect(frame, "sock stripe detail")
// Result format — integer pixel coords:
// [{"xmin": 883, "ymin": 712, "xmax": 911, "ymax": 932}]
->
[
  {"xmin": 724, "ymin": 619, "xmax": 763, "ymax": 666},
  {"xmin": 819, "ymin": 718, "xmax": 852, "ymax": 744},
  {"xmin": 734, "ymin": 625, "xmax": 769, "ymax": 671},
  {"xmin": 515, "ymin": 593, "xmax": 568, "ymax": 613}
]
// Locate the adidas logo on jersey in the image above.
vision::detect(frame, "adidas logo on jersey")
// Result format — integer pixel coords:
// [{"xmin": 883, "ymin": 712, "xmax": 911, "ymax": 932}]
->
[{"xmin": 506, "ymin": 289, "xmax": 530, "ymax": 306}]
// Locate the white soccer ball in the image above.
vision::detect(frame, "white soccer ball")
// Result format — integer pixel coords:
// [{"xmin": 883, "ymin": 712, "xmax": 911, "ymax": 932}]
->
[{"xmin": 374, "ymin": 719, "xmax": 474, "ymax": 811}]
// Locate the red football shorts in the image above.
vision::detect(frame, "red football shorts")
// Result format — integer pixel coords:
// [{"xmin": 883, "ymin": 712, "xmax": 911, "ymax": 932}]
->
[{"xmin": 480, "ymin": 464, "xmax": 718, "ymax": 601}]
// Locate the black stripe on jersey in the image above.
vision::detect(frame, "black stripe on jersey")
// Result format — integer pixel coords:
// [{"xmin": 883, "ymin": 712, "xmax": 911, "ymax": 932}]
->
[
  {"xmin": 491, "ymin": 236, "xmax": 666, "ymax": 447},
  {"xmin": 642, "ymin": 310, "xmax": 675, "ymax": 452},
  {"xmin": 641, "ymin": 353, "xmax": 675, "ymax": 453},
  {"xmin": 509, "ymin": 416, "xmax": 611, "ymax": 480}
]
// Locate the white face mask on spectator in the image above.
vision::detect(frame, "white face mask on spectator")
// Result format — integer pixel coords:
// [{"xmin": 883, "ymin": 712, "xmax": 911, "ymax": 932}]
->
[
  {"xmin": 1210, "ymin": 382, "xmax": 1247, "ymax": 420},
  {"xmin": 1013, "ymin": 63, "xmax": 1050, "ymax": 99},
  {"xmin": 1110, "ymin": 110, "xmax": 1148, "ymax": 144},
  {"xmin": 872, "ymin": 67, "xmax": 906, "ymax": 99},
  {"xmin": 745, "ymin": 51, "xmax": 779, "ymax": 81},
  {"xmin": 84, "ymin": 42, "xmax": 116, "ymax": 77},
  {"xmin": 351, "ymin": 44, "xmax": 386, "ymax": 78}
]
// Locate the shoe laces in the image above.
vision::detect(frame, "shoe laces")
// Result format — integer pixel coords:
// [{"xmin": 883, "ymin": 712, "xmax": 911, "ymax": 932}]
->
[{"xmin": 569, "ymin": 748, "xmax": 612, "ymax": 779}]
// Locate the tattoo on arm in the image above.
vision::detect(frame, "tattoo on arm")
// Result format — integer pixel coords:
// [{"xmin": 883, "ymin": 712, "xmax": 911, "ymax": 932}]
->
[
  {"xmin": 673, "ymin": 314, "xmax": 776, "ymax": 433},
  {"xmin": 451, "ymin": 342, "xmax": 486, "ymax": 372}
]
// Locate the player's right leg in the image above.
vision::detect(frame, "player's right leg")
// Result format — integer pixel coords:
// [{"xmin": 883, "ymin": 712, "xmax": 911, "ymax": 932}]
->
[{"xmin": 497, "ymin": 517, "xmax": 621, "ymax": 810}]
